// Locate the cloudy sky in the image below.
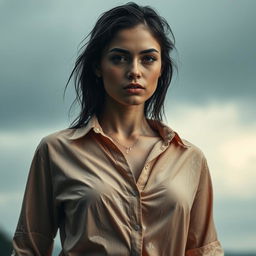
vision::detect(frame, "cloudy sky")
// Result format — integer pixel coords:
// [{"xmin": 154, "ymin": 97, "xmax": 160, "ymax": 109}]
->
[{"xmin": 0, "ymin": 0, "xmax": 256, "ymax": 253}]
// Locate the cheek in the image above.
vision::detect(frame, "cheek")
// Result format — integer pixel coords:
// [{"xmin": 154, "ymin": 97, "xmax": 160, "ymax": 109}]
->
[
  {"xmin": 102, "ymin": 66, "xmax": 123, "ymax": 85},
  {"xmin": 147, "ymin": 67, "xmax": 162, "ymax": 86}
]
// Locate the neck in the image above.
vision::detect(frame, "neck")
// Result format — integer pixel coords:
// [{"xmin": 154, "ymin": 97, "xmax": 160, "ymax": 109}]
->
[{"xmin": 98, "ymin": 100, "xmax": 152, "ymax": 139}]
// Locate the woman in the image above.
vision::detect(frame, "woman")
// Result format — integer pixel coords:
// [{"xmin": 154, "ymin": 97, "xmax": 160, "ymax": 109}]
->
[{"xmin": 12, "ymin": 2, "xmax": 224, "ymax": 256}]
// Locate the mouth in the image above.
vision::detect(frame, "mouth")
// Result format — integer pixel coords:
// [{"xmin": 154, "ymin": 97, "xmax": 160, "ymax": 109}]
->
[
  {"xmin": 123, "ymin": 84, "xmax": 145, "ymax": 94},
  {"xmin": 124, "ymin": 83, "xmax": 145, "ymax": 90}
]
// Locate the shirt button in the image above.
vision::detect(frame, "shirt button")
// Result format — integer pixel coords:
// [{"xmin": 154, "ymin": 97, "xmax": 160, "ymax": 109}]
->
[
  {"xmin": 145, "ymin": 163, "xmax": 150, "ymax": 169},
  {"xmin": 131, "ymin": 190, "xmax": 137, "ymax": 197},
  {"xmin": 134, "ymin": 224, "xmax": 140, "ymax": 231},
  {"xmin": 93, "ymin": 127, "xmax": 100, "ymax": 133}
]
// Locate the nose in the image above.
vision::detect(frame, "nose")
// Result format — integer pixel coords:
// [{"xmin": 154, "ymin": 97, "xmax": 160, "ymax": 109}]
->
[{"xmin": 127, "ymin": 59, "xmax": 141, "ymax": 80}]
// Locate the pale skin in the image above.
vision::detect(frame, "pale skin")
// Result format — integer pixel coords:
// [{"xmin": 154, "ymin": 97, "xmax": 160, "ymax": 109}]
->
[{"xmin": 96, "ymin": 24, "xmax": 163, "ymax": 181}]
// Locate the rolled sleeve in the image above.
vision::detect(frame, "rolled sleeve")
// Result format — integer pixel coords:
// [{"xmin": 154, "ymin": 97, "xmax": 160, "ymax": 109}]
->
[
  {"xmin": 186, "ymin": 240, "xmax": 224, "ymax": 256},
  {"xmin": 12, "ymin": 140, "xmax": 58, "ymax": 256},
  {"xmin": 185, "ymin": 156, "xmax": 224, "ymax": 256}
]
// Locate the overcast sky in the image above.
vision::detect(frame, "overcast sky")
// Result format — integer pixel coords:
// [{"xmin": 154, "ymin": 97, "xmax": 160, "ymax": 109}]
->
[{"xmin": 0, "ymin": 0, "xmax": 256, "ymax": 253}]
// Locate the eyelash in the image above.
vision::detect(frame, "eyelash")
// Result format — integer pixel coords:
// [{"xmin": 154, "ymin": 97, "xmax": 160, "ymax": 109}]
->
[
  {"xmin": 110, "ymin": 55, "xmax": 157, "ymax": 64},
  {"xmin": 142, "ymin": 56, "xmax": 157, "ymax": 63},
  {"xmin": 110, "ymin": 55, "xmax": 128, "ymax": 64}
]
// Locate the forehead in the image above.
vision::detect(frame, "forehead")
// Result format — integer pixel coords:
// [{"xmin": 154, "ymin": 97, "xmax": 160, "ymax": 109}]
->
[{"xmin": 105, "ymin": 24, "xmax": 161, "ymax": 52}]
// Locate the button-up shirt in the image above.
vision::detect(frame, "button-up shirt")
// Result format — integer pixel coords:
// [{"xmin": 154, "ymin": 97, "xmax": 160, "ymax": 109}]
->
[{"xmin": 12, "ymin": 115, "xmax": 224, "ymax": 256}]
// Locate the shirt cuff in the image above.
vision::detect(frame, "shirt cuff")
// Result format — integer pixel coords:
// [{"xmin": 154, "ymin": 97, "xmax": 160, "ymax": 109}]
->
[{"xmin": 186, "ymin": 240, "xmax": 224, "ymax": 256}]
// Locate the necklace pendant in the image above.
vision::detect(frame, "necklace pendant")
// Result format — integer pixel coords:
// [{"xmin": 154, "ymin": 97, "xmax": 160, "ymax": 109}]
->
[{"xmin": 108, "ymin": 134, "xmax": 139, "ymax": 154}]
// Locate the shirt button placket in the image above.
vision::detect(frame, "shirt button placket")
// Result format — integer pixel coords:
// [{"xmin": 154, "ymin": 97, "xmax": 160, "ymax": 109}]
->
[
  {"xmin": 134, "ymin": 224, "xmax": 140, "ymax": 231},
  {"xmin": 131, "ymin": 190, "xmax": 137, "ymax": 197},
  {"xmin": 129, "ymin": 185, "xmax": 142, "ymax": 256},
  {"xmin": 131, "ymin": 248, "xmax": 140, "ymax": 256}
]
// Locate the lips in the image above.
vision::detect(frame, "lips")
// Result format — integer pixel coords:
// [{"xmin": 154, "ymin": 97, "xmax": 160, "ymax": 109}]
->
[{"xmin": 124, "ymin": 83, "xmax": 145, "ymax": 89}]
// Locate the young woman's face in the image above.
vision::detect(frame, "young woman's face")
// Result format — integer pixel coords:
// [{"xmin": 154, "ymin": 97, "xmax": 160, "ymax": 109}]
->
[{"xmin": 97, "ymin": 24, "xmax": 162, "ymax": 108}]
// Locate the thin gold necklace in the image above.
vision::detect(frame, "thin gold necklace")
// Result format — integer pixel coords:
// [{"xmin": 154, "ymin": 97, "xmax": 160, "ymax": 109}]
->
[{"xmin": 108, "ymin": 134, "xmax": 140, "ymax": 154}]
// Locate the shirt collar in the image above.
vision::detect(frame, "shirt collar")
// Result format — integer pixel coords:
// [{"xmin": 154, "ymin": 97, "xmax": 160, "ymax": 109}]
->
[
  {"xmin": 69, "ymin": 115, "xmax": 190, "ymax": 148},
  {"xmin": 146, "ymin": 119, "xmax": 190, "ymax": 148}
]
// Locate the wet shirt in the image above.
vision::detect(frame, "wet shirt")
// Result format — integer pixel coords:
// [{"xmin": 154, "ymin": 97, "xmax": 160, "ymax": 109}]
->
[{"xmin": 12, "ymin": 115, "xmax": 224, "ymax": 256}]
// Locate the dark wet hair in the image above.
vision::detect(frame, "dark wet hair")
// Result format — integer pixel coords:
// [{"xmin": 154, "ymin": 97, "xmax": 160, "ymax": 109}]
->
[{"xmin": 65, "ymin": 2, "xmax": 176, "ymax": 128}]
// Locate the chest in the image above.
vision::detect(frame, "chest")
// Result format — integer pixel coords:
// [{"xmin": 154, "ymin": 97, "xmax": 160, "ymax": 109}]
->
[
  {"xmin": 123, "ymin": 136, "xmax": 161, "ymax": 182},
  {"xmin": 53, "ymin": 147, "xmax": 198, "ymax": 222}
]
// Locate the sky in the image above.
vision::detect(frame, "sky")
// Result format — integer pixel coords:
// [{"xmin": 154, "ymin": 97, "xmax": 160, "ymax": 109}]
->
[{"xmin": 0, "ymin": 0, "xmax": 256, "ymax": 253}]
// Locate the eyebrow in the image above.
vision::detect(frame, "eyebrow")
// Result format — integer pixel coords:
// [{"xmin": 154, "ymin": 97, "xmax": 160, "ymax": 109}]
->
[{"xmin": 108, "ymin": 47, "xmax": 160, "ymax": 54}]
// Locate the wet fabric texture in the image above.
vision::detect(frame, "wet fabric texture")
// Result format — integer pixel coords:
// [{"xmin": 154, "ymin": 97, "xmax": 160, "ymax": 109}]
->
[{"xmin": 12, "ymin": 115, "xmax": 224, "ymax": 256}]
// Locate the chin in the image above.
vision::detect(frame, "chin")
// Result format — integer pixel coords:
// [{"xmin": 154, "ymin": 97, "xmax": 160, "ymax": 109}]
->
[
  {"xmin": 123, "ymin": 98, "xmax": 146, "ymax": 106},
  {"xmin": 106, "ymin": 94, "xmax": 148, "ymax": 108}
]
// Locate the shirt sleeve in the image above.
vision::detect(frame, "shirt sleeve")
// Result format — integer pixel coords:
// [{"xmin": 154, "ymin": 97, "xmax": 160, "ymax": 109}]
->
[
  {"xmin": 185, "ymin": 156, "xmax": 224, "ymax": 256},
  {"xmin": 12, "ymin": 140, "xmax": 58, "ymax": 256}
]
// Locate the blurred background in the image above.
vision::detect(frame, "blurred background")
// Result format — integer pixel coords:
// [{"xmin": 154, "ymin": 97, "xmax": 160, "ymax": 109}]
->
[{"xmin": 0, "ymin": 0, "xmax": 255, "ymax": 255}]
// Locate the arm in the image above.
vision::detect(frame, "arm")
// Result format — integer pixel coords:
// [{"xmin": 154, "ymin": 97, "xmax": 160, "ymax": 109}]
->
[
  {"xmin": 12, "ymin": 140, "xmax": 58, "ymax": 256},
  {"xmin": 185, "ymin": 156, "xmax": 224, "ymax": 256}
]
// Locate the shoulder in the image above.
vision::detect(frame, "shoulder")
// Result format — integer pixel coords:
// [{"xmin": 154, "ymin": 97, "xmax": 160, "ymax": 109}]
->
[
  {"xmin": 181, "ymin": 138, "xmax": 204, "ymax": 154},
  {"xmin": 41, "ymin": 127, "xmax": 76, "ymax": 142},
  {"xmin": 174, "ymin": 137, "xmax": 212, "ymax": 189},
  {"xmin": 175, "ymin": 135, "xmax": 208, "ymax": 164},
  {"xmin": 158, "ymin": 120, "xmax": 206, "ymax": 160},
  {"xmin": 35, "ymin": 127, "xmax": 77, "ymax": 155}
]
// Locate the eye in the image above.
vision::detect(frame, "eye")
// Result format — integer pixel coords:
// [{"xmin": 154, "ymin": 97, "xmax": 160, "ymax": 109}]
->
[
  {"xmin": 109, "ymin": 55, "xmax": 128, "ymax": 64},
  {"xmin": 141, "ymin": 55, "xmax": 157, "ymax": 64}
]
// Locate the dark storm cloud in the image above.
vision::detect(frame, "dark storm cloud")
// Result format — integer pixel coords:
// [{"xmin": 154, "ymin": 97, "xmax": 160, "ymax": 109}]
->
[
  {"xmin": 0, "ymin": 0, "xmax": 111, "ymax": 130},
  {"xmin": 164, "ymin": 0, "xmax": 256, "ymax": 102},
  {"xmin": 0, "ymin": 0, "xmax": 255, "ymax": 129},
  {"xmin": 0, "ymin": 1, "xmax": 84, "ymax": 129}
]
